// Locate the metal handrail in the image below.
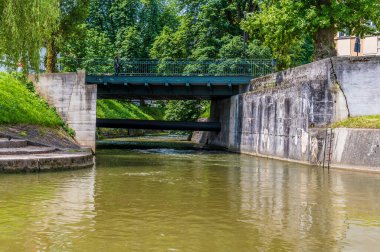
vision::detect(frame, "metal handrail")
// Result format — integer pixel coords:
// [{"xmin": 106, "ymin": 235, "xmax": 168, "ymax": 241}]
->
[{"xmin": 57, "ymin": 58, "xmax": 274, "ymax": 77}]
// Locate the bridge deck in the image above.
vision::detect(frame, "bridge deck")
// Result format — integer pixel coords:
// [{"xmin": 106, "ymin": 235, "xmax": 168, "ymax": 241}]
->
[{"xmin": 86, "ymin": 75, "xmax": 251, "ymax": 99}]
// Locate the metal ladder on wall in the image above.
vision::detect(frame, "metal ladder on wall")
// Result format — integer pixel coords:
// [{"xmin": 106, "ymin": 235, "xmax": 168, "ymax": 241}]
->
[{"xmin": 322, "ymin": 128, "xmax": 334, "ymax": 169}]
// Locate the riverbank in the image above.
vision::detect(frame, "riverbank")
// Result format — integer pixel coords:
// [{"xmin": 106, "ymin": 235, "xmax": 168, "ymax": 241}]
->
[
  {"xmin": 0, "ymin": 125, "xmax": 93, "ymax": 173},
  {"xmin": 0, "ymin": 74, "xmax": 94, "ymax": 172}
]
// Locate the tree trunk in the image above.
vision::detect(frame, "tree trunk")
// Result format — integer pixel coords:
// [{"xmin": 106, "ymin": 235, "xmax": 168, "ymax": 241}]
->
[
  {"xmin": 314, "ymin": 26, "xmax": 337, "ymax": 60},
  {"xmin": 46, "ymin": 34, "xmax": 57, "ymax": 73}
]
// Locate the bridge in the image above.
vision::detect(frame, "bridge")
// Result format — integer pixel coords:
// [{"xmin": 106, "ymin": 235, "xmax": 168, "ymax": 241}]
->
[
  {"xmin": 68, "ymin": 59, "xmax": 273, "ymax": 99},
  {"xmin": 34, "ymin": 58, "xmax": 274, "ymax": 151},
  {"xmin": 84, "ymin": 59, "xmax": 272, "ymax": 132}
]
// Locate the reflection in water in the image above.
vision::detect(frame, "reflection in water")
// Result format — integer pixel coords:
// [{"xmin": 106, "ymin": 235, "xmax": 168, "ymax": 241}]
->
[
  {"xmin": 0, "ymin": 147, "xmax": 380, "ymax": 251},
  {"xmin": 239, "ymin": 160, "xmax": 347, "ymax": 251},
  {"xmin": 0, "ymin": 168, "xmax": 96, "ymax": 251}
]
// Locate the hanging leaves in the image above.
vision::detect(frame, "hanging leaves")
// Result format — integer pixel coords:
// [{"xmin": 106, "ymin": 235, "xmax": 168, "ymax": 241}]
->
[{"xmin": 0, "ymin": 0, "xmax": 59, "ymax": 74}]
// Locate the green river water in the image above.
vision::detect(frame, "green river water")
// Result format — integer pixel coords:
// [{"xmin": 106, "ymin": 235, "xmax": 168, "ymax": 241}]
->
[{"xmin": 0, "ymin": 137, "xmax": 380, "ymax": 251}]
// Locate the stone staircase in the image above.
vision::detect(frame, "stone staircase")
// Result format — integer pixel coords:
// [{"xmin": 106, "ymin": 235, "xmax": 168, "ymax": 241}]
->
[
  {"xmin": 0, "ymin": 138, "xmax": 57, "ymax": 155},
  {"xmin": 0, "ymin": 138, "xmax": 94, "ymax": 173}
]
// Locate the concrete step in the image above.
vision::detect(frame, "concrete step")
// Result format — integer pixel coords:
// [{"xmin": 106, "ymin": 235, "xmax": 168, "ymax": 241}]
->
[
  {"xmin": 0, "ymin": 139, "xmax": 28, "ymax": 148},
  {"xmin": 0, "ymin": 146, "xmax": 57, "ymax": 155},
  {"xmin": 0, "ymin": 152, "xmax": 94, "ymax": 172}
]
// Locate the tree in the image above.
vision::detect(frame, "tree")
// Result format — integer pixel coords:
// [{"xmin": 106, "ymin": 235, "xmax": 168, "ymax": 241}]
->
[
  {"xmin": 0, "ymin": 0, "xmax": 59, "ymax": 74},
  {"xmin": 242, "ymin": 0, "xmax": 380, "ymax": 68},
  {"xmin": 46, "ymin": 0, "xmax": 89, "ymax": 73},
  {"xmin": 246, "ymin": 40, "xmax": 272, "ymax": 59},
  {"xmin": 116, "ymin": 26, "xmax": 144, "ymax": 58},
  {"xmin": 153, "ymin": 0, "xmax": 263, "ymax": 60},
  {"xmin": 164, "ymin": 100, "xmax": 206, "ymax": 121},
  {"xmin": 218, "ymin": 35, "xmax": 248, "ymax": 59},
  {"xmin": 87, "ymin": 0, "xmax": 115, "ymax": 39},
  {"xmin": 150, "ymin": 23, "xmax": 191, "ymax": 59},
  {"xmin": 61, "ymin": 25, "xmax": 114, "ymax": 72}
]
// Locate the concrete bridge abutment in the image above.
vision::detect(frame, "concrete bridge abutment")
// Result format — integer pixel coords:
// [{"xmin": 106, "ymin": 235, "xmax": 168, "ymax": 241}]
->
[{"xmin": 31, "ymin": 71, "xmax": 97, "ymax": 152}]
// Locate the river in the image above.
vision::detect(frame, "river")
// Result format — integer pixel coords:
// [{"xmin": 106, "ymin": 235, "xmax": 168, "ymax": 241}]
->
[{"xmin": 0, "ymin": 137, "xmax": 380, "ymax": 251}]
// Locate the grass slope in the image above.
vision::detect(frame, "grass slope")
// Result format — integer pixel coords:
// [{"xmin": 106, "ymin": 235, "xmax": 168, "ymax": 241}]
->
[
  {"xmin": 332, "ymin": 115, "xmax": 380, "ymax": 129},
  {"xmin": 0, "ymin": 73, "xmax": 63, "ymax": 127},
  {"xmin": 200, "ymin": 102, "xmax": 211, "ymax": 118},
  {"xmin": 97, "ymin": 100, "xmax": 164, "ymax": 120}
]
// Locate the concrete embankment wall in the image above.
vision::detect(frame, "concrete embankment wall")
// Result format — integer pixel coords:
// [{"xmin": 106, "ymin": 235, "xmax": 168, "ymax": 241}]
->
[
  {"xmin": 331, "ymin": 128, "xmax": 380, "ymax": 171},
  {"xmin": 31, "ymin": 72, "xmax": 97, "ymax": 152},
  {"xmin": 203, "ymin": 56, "xmax": 380, "ymax": 171}
]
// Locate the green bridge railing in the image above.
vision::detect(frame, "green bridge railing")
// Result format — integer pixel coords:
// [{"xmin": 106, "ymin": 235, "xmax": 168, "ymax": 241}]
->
[{"xmin": 57, "ymin": 58, "xmax": 274, "ymax": 77}]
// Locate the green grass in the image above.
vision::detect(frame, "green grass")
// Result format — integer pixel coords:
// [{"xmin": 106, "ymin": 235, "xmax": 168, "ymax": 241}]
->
[
  {"xmin": 200, "ymin": 102, "xmax": 211, "ymax": 118},
  {"xmin": 332, "ymin": 115, "xmax": 380, "ymax": 129},
  {"xmin": 97, "ymin": 100, "xmax": 164, "ymax": 120},
  {"xmin": 0, "ymin": 73, "xmax": 63, "ymax": 126}
]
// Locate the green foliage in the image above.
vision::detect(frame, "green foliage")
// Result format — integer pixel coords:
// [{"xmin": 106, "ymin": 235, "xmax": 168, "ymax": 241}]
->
[
  {"xmin": 217, "ymin": 36, "xmax": 272, "ymax": 59},
  {"xmin": 247, "ymin": 40, "xmax": 273, "ymax": 59},
  {"xmin": 19, "ymin": 131, "xmax": 28, "ymax": 137},
  {"xmin": 97, "ymin": 100, "xmax": 163, "ymax": 120},
  {"xmin": 200, "ymin": 102, "xmax": 211, "ymax": 118},
  {"xmin": 218, "ymin": 36, "xmax": 247, "ymax": 59},
  {"xmin": 62, "ymin": 25, "xmax": 114, "ymax": 72},
  {"xmin": 116, "ymin": 26, "xmax": 144, "ymax": 58},
  {"xmin": 61, "ymin": 0, "xmax": 273, "ymax": 67},
  {"xmin": 79, "ymin": 0, "xmax": 178, "ymax": 59},
  {"xmin": 242, "ymin": 0, "xmax": 380, "ymax": 69},
  {"xmin": 150, "ymin": 1, "xmax": 272, "ymax": 62},
  {"xmin": 332, "ymin": 115, "xmax": 380, "ymax": 129},
  {"xmin": 150, "ymin": 24, "xmax": 190, "ymax": 59},
  {"xmin": 62, "ymin": 123, "xmax": 76, "ymax": 137},
  {"xmin": 0, "ymin": 0, "xmax": 59, "ymax": 73},
  {"xmin": 0, "ymin": 73, "xmax": 63, "ymax": 127},
  {"xmin": 59, "ymin": 0, "xmax": 90, "ymax": 37},
  {"xmin": 164, "ymin": 100, "xmax": 207, "ymax": 121},
  {"xmin": 46, "ymin": 0, "xmax": 89, "ymax": 72}
]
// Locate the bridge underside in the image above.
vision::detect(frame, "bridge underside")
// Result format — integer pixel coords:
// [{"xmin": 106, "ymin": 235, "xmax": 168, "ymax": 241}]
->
[
  {"xmin": 86, "ymin": 75, "xmax": 251, "ymax": 99},
  {"xmin": 97, "ymin": 119, "xmax": 221, "ymax": 131}
]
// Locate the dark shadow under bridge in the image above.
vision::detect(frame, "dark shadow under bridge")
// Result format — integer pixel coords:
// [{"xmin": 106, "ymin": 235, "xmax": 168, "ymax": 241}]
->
[{"xmin": 97, "ymin": 119, "xmax": 221, "ymax": 131}]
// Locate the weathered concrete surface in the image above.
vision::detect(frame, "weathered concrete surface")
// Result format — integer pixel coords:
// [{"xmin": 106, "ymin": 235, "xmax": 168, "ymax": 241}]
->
[
  {"xmin": 331, "ymin": 128, "xmax": 380, "ymax": 171},
  {"xmin": 0, "ymin": 130, "xmax": 94, "ymax": 173},
  {"xmin": 208, "ymin": 58, "xmax": 345, "ymax": 162},
  {"xmin": 0, "ymin": 125, "xmax": 80, "ymax": 150},
  {"xmin": 191, "ymin": 118, "xmax": 211, "ymax": 144},
  {"xmin": 332, "ymin": 57, "xmax": 380, "ymax": 116},
  {"xmin": 0, "ymin": 146, "xmax": 56, "ymax": 155},
  {"xmin": 0, "ymin": 152, "xmax": 94, "ymax": 173},
  {"xmin": 0, "ymin": 139, "xmax": 27, "ymax": 148},
  {"xmin": 31, "ymin": 72, "xmax": 97, "ymax": 151},
  {"xmin": 201, "ymin": 56, "xmax": 380, "ymax": 172}
]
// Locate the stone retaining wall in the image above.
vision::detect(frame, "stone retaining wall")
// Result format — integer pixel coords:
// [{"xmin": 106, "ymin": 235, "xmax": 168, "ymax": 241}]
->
[
  {"xmin": 331, "ymin": 128, "xmax": 380, "ymax": 171},
  {"xmin": 199, "ymin": 56, "xmax": 380, "ymax": 172}
]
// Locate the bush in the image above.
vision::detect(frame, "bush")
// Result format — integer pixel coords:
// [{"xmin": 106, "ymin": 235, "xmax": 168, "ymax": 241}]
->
[{"xmin": 164, "ymin": 100, "xmax": 208, "ymax": 121}]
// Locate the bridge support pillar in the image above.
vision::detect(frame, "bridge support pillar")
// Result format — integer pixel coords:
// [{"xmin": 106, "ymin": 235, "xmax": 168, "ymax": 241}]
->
[{"xmin": 31, "ymin": 71, "xmax": 97, "ymax": 152}]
